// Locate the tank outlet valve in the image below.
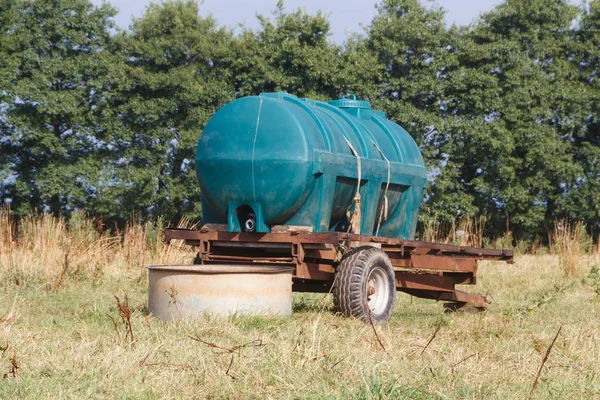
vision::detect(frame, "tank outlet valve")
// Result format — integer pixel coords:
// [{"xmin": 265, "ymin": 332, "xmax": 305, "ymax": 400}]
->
[{"xmin": 244, "ymin": 214, "xmax": 256, "ymax": 232}]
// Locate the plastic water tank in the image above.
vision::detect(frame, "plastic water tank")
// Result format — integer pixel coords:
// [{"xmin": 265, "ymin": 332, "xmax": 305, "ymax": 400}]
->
[{"xmin": 195, "ymin": 92, "xmax": 427, "ymax": 239}]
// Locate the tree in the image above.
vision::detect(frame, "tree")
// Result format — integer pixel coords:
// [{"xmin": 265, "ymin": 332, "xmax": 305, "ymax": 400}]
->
[
  {"xmin": 0, "ymin": 0, "xmax": 18, "ymax": 93},
  {"xmin": 430, "ymin": 0, "xmax": 583, "ymax": 239},
  {"xmin": 100, "ymin": 0, "xmax": 236, "ymax": 223},
  {"xmin": 2, "ymin": 0, "xmax": 597, "ymax": 241},
  {"xmin": 0, "ymin": 0, "xmax": 20, "ymax": 198},
  {"xmin": 1, "ymin": 0, "xmax": 117, "ymax": 216},
  {"xmin": 567, "ymin": 0, "xmax": 600, "ymax": 235},
  {"xmin": 362, "ymin": 0, "xmax": 473, "ymax": 224},
  {"xmin": 232, "ymin": 2, "xmax": 342, "ymax": 100}
]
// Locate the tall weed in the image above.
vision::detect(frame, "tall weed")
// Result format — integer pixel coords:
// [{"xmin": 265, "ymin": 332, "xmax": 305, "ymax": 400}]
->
[
  {"xmin": 0, "ymin": 208, "xmax": 197, "ymax": 287},
  {"xmin": 551, "ymin": 220, "xmax": 584, "ymax": 277},
  {"xmin": 420, "ymin": 215, "xmax": 485, "ymax": 247}
]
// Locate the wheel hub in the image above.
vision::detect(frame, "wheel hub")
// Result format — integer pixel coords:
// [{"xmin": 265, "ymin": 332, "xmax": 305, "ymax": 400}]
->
[
  {"xmin": 367, "ymin": 285, "xmax": 376, "ymax": 297},
  {"xmin": 366, "ymin": 266, "xmax": 390, "ymax": 316}
]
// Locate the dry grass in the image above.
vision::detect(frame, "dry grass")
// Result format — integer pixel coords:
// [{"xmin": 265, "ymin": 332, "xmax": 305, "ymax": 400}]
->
[
  {"xmin": 0, "ymin": 255, "xmax": 598, "ymax": 399},
  {"xmin": 1, "ymin": 212, "xmax": 599, "ymax": 398},
  {"xmin": 421, "ymin": 216, "xmax": 486, "ymax": 248},
  {"xmin": 550, "ymin": 220, "xmax": 585, "ymax": 277},
  {"xmin": 0, "ymin": 209, "xmax": 197, "ymax": 287}
]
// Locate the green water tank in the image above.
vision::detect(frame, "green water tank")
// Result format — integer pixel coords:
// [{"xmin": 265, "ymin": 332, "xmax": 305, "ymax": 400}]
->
[{"xmin": 195, "ymin": 92, "xmax": 427, "ymax": 239}]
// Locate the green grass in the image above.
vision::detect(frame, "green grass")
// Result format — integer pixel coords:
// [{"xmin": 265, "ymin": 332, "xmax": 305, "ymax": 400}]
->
[{"xmin": 1, "ymin": 255, "xmax": 599, "ymax": 399}]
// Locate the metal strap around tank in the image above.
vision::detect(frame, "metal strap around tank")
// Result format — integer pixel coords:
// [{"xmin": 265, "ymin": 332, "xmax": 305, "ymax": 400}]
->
[
  {"xmin": 370, "ymin": 114, "xmax": 403, "ymax": 163},
  {"xmin": 283, "ymin": 96, "xmax": 332, "ymax": 152}
]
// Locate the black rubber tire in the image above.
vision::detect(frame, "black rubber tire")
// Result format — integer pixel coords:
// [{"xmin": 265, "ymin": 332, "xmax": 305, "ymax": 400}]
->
[{"xmin": 333, "ymin": 246, "xmax": 396, "ymax": 323}]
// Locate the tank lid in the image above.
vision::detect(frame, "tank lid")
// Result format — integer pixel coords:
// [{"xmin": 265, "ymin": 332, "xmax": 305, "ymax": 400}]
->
[{"xmin": 328, "ymin": 94, "xmax": 371, "ymax": 109}]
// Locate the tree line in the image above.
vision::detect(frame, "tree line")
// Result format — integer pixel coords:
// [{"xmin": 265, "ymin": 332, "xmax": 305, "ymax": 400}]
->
[{"xmin": 1, "ymin": 0, "xmax": 599, "ymax": 242}]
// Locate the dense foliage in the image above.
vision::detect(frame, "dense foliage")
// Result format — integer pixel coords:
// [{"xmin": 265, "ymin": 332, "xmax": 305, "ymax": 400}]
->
[{"xmin": 1, "ymin": 0, "xmax": 599, "ymax": 241}]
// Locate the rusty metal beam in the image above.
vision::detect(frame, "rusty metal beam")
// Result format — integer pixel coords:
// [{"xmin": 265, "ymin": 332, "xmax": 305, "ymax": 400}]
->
[
  {"xmin": 167, "ymin": 228, "xmax": 511, "ymax": 257},
  {"xmin": 295, "ymin": 262, "xmax": 335, "ymax": 281},
  {"xmin": 207, "ymin": 254, "xmax": 294, "ymax": 262},
  {"xmin": 398, "ymin": 288, "xmax": 489, "ymax": 308},
  {"xmin": 303, "ymin": 248, "xmax": 338, "ymax": 260},
  {"xmin": 442, "ymin": 272, "xmax": 475, "ymax": 285},
  {"xmin": 401, "ymin": 239, "xmax": 513, "ymax": 260},
  {"xmin": 211, "ymin": 241, "xmax": 291, "ymax": 249},
  {"xmin": 164, "ymin": 228, "xmax": 513, "ymax": 262},
  {"xmin": 410, "ymin": 255, "xmax": 477, "ymax": 272},
  {"xmin": 388, "ymin": 258, "xmax": 413, "ymax": 268},
  {"xmin": 394, "ymin": 272, "xmax": 455, "ymax": 292}
]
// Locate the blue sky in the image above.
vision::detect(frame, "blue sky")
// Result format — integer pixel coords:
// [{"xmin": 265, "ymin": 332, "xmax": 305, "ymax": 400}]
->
[{"xmin": 91, "ymin": 0, "xmax": 505, "ymax": 42}]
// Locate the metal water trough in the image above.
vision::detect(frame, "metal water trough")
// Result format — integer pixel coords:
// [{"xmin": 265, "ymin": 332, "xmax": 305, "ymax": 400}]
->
[{"xmin": 147, "ymin": 264, "xmax": 294, "ymax": 320}]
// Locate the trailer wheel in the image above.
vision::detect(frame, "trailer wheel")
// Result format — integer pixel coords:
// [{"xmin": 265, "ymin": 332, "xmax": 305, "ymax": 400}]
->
[{"xmin": 333, "ymin": 246, "xmax": 396, "ymax": 323}]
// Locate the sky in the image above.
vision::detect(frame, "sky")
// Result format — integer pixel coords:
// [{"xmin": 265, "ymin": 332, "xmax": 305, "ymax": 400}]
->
[{"xmin": 91, "ymin": 0, "xmax": 504, "ymax": 43}]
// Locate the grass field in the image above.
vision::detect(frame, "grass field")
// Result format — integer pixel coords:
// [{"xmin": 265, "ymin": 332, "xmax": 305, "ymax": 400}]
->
[{"xmin": 1, "ymin": 214, "xmax": 599, "ymax": 399}]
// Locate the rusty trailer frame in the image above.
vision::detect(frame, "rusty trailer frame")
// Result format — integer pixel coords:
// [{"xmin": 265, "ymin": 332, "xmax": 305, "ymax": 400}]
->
[{"xmin": 163, "ymin": 227, "xmax": 514, "ymax": 310}]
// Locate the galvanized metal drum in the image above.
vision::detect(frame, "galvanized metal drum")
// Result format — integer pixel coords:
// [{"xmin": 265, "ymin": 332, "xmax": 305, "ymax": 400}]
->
[{"xmin": 147, "ymin": 264, "xmax": 294, "ymax": 320}]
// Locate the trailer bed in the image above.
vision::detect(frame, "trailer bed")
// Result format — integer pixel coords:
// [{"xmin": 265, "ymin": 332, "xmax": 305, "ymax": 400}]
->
[{"xmin": 164, "ymin": 227, "xmax": 514, "ymax": 310}]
